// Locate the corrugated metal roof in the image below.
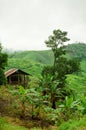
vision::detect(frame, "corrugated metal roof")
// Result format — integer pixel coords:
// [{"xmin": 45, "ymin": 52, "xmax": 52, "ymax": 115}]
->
[
  {"xmin": 5, "ymin": 68, "xmax": 30, "ymax": 77},
  {"xmin": 5, "ymin": 68, "xmax": 18, "ymax": 77}
]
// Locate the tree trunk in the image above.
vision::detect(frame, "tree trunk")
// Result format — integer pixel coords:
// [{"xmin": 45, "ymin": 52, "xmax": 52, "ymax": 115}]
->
[
  {"xmin": 51, "ymin": 94, "xmax": 56, "ymax": 109},
  {"xmin": 52, "ymin": 99, "xmax": 56, "ymax": 109}
]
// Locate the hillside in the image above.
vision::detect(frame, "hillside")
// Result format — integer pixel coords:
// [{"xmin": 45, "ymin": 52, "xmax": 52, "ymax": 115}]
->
[
  {"xmin": 66, "ymin": 43, "xmax": 86, "ymax": 60},
  {"xmin": 6, "ymin": 50, "xmax": 53, "ymax": 77},
  {"xmin": 5, "ymin": 43, "xmax": 86, "ymax": 77},
  {"xmin": 8, "ymin": 50, "xmax": 53, "ymax": 64},
  {"xmin": 2, "ymin": 43, "xmax": 86, "ymax": 130}
]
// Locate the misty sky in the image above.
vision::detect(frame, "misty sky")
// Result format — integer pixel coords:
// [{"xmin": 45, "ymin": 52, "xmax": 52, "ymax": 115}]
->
[{"xmin": 0, "ymin": 0, "xmax": 86, "ymax": 50}]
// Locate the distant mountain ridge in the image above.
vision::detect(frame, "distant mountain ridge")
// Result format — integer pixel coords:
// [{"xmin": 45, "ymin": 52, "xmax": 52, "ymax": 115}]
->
[
  {"xmin": 66, "ymin": 43, "xmax": 86, "ymax": 60},
  {"xmin": 6, "ymin": 43, "xmax": 86, "ymax": 77},
  {"xmin": 8, "ymin": 50, "xmax": 54, "ymax": 64}
]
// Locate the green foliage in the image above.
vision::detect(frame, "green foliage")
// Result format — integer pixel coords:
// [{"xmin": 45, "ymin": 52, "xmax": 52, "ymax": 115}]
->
[
  {"xmin": 10, "ymin": 86, "xmax": 45, "ymax": 119},
  {"xmin": 39, "ymin": 74, "xmax": 64, "ymax": 109},
  {"xmin": 6, "ymin": 50, "xmax": 53, "ymax": 77},
  {"xmin": 45, "ymin": 29, "xmax": 69, "ymax": 67},
  {"xmin": 66, "ymin": 43, "xmax": 86, "ymax": 60},
  {"xmin": 0, "ymin": 68, "xmax": 6, "ymax": 85},
  {"xmin": 58, "ymin": 96, "xmax": 80, "ymax": 121},
  {"xmin": 0, "ymin": 117, "xmax": 26, "ymax": 130},
  {"xmin": 0, "ymin": 43, "xmax": 8, "ymax": 85},
  {"xmin": 41, "ymin": 29, "xmax": 80, "ymax": 109},
  {"xmin": 5, "ymin": 43, "xmax": 86, "ymax": 77},
  {"xmin": 64, "ymin": 96, "xmax": 79, "ymax": 109},
  {"xmin": 77, "ymin": 94, "xmax": 86, "ymax": 115},
  {"xmin": 80, "ymin": 60, "xmax": 86, "ymax": 74},
  {"xmin": 1, "ymin": 41, "xmax": 86, "ymax": 129},
  {"xmin": 41, "ymin": 66, "xmax": 54, "ymax": 77},
  {"xmin": 10, "ymin": 86, "xmax": 29, "ymax": 118},
  {"xmin": 66, "ymin": 74, "xmax": 86, "ymax": 95},
  {"xmin": 0, "ymin": 118, "xmax": 6, "ymax": 130},
  {"xmin": 45, "ymin": 29, "xmax": 70, "ymax": 48},
  {"xmin": 0, "ymin": 118, "xmax": 26, "ymax": 130},
  {"xmin": 9, "ymin": 50, "xmax": 53, "ymax": 64},
  {"xmin": 30, "ymin": 128, "xmax": 42, "ymax": 130},
  {"xmin": 58, "ymin": 117, "xmax": 86, "ymax": 130}
]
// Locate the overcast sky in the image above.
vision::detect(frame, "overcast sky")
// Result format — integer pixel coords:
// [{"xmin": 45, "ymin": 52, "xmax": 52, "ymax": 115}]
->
[{"xmin": 0, "ymin": 0, "xmax": 86, "ymax": 50}]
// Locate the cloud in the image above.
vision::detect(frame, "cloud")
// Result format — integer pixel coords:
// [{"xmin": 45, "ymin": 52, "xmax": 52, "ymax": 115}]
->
[{"xmin": 0, "ymin": 0, "xmax": 86, "ymax": 50}]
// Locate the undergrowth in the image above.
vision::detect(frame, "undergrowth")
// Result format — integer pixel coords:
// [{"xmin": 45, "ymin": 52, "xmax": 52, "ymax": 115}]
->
[
  {"xmin": 58, "ymin": 117, "xmax": 86, "ymax": 130},
  {"xmin": 0, "ymin": 117, "xmax": 26, "ymax": 130}
]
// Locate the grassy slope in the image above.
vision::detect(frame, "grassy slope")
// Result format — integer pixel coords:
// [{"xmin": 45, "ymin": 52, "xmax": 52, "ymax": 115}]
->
[
  {"xmin": 58, "ymin": 117, "xmax": 86, "ymax": 130},
  {"xmin": 5, "ymin": 43, "xmax": 86, "ymax": 96},
  {"xmin": 9, "ymin": 50, "xmax": 53, "ymax": 64},
  {"xmin": 3, "ymin": 43, "xmax": 86, "ymax": 130},
  {"xmin": 0, "ymin": 117, "xmax": 27, "ymax": 130},
  {"xmin": 6, "ymin": 43, "xmax": 86, "ymax": 77},
  {"xmin": 66, "ymin": 60, "xmax": 86, "ymax": 94},
  {"xmin": 66, "ymin": 43, "xmax": 86, "ymax": 60},
  {"xmin": 6, "ymin": 50, "xmax": 53, "ymax": 77}
]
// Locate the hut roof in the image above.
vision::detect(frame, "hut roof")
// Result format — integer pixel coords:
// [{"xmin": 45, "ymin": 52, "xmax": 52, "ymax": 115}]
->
[{"xmin": 5, "ymin": 68, "xmax": 30, "ymax": 77}]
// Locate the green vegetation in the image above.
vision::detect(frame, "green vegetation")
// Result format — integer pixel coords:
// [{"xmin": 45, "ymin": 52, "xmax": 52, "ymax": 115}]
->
[
  {"xmin": 58, "ymin": 117, "xmax": 86, "ymax": 130},
  {"xmin": 5, "ymin": 42, "xmax": 86, "ymax": 78},
  {"xmin": 5, "ymin": 50, "xmax": 53, "ymax": 77},
  {"xmin": 0, "ymin": 117, "xmax": 26, "ymax": 130},
  {"xmin": 0, "ymin": 43, "xmax": 8, "ymax": 85},
  {"xmin": 0, "ymin": 29, "xmax": 86, "ymax": 129},
  {"xmin": 40, "ymin": 29, "xmax": 79, "ymax": 109},
  {"xmin": 66, "ymin": 42, "xmax": 86, "ymax": 60}
]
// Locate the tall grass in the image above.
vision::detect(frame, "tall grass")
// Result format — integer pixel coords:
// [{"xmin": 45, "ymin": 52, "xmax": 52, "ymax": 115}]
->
[{"xmin": 58, "ymin": 117, "xmax": 86, "ymax": 130}]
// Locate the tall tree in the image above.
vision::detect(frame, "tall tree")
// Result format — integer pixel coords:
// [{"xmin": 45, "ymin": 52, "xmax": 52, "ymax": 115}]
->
[
  {"xmin": 41, "ymin": 29, "xmax": 80, "ymax": 109},
  {"xmin": 45, "ymin": 29, "xmax": 70, "ymax": 67},
  {"xmin": 0, "ymin": 43, "xmax": 8, "ymax": 85}
]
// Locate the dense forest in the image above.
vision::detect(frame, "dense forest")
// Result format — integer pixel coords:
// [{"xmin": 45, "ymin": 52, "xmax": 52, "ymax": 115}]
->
[{"xmin": 0, "ymin": 30, "xmax": 86, "ymax": 130}]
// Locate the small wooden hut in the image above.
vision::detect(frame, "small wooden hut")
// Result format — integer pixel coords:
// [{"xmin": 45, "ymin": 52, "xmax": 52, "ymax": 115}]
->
[{"xmin": 5, "ymin": 68, "xmax": 30, "ymax": 86}]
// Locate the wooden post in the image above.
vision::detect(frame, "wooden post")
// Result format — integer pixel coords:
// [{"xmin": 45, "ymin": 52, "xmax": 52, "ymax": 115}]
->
[
  {"xmin": 24, "ymin": 74, "xmax": 25, "ymax": 88},
  {"xmin": 9, "ymin": 76, "xmax": 11, "ymax": 84}
]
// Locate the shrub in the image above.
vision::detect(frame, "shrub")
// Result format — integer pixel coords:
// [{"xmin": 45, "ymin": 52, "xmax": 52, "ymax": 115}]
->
[{"xmin": 58, "ymin": 117, "xmax": 86, "ymax": 130}]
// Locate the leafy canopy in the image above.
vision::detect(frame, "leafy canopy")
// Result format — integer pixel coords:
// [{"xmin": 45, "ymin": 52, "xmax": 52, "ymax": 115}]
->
[
  {"xmin": 0, "ymin": 43, "xmax": 8, "ymax": 85},
  {"xmin": 40, "ymin": 29, "xmax": 80, "ymax": 109}
]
